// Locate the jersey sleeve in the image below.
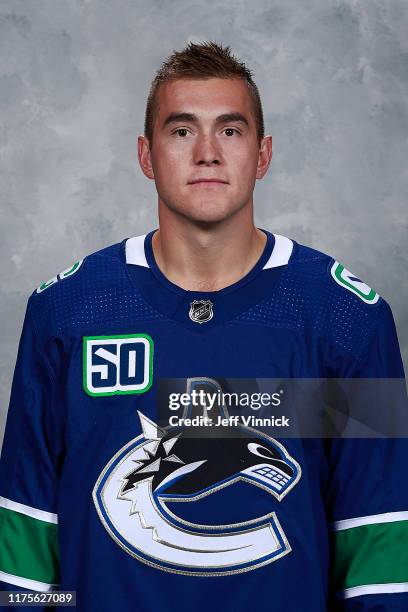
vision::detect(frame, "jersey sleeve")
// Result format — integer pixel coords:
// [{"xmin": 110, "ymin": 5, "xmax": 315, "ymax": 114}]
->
[
  {"xmin": 325, "ymin": 300, "xmax": 408, "ymax": 610},
  {"xmin": 0, "ymin": 296, "xmax": 63, "ymax": 595}
]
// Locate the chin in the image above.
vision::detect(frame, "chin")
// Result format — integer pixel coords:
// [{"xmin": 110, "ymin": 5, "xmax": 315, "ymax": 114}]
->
[
  {"xmin": 163, "ymin": 196, "xmax": 245, "ymax": 225},
  {"xmin": 185, "ymin": 200, "xmax": 241, "ymax": 222},
  {"xmin": 183, "ymin": 208, "xmax": 238, "ymax": 225}
]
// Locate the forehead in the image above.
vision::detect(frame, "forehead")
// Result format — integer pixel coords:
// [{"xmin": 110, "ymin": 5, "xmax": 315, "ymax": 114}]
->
[{"xmin": 156, "ymin": 77, "xmax": 255, "ymax": 123}]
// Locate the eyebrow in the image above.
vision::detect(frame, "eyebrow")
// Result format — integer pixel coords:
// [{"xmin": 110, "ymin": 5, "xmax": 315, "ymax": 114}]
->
[{"xmin": 163, "ymin": 112, "xmax": 249, "ymax": 128}]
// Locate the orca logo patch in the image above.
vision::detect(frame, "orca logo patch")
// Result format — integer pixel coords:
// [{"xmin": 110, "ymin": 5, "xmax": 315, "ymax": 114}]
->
[{"xmin": 93, "ymin": 378, "xmax": 301, "ymax": 576}]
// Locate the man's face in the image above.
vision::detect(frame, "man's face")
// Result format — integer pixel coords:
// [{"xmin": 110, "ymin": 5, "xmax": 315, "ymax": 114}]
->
[{"xmin": 139, "ymin": 77, "xmax": 271, "ymax": 224}]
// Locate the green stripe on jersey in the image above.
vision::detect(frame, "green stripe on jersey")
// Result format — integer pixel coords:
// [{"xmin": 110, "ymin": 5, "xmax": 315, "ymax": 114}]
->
[
  {"xmin": 0, "ymin": 506, "xmax": 59, "ymax": 585},
  {"xmin": 332, "ymin": 520, "xmax": 408, "ymax": 591}
]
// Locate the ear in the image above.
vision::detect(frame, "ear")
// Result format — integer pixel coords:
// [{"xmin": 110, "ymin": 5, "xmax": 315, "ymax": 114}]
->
[
  {"xmin": 256, "ymin": 135, "xmax": 272, "ymax": 179},
  {"xmin": 138, "ymin": 135, "xmax": 155, "ymax": 180}
]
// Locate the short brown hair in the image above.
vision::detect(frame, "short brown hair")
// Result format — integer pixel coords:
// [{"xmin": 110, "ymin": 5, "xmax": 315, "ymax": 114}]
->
[{"xmin": 144, "ymin": 41, "xmax": 265, "ymax": 146}]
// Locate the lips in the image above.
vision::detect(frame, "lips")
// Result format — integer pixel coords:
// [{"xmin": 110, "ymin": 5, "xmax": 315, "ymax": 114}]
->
[{"xmin": 188, "ymin": 179, "xmax": 228, "ymax": 184}]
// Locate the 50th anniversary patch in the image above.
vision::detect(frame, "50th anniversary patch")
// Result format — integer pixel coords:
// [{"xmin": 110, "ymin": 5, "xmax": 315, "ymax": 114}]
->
[{"xmin": 83, "ymin": 334, "xmax": 154, "ymax": 396}]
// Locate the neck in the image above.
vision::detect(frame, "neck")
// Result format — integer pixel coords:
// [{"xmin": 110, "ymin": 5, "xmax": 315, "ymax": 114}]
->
[{"xmin": 152, "ymin": 204, "xmax": 267, "ymax": 292}]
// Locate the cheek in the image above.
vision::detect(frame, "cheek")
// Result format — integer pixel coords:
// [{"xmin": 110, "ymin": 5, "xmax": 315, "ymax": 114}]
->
[
  {"xmin": 230, "ymin": 155, "xmax": 258, "ymax": 185},
  {"xmin": 153, "ymin": 151, "xmax": 186, "ymax": 184},
  {"xmin": 161, "ymin": 145, "xmax": 191, "ymax": 168},
  {"xmin": 226, "ymin": 141, "xmax": 259, "ymax": 172}
]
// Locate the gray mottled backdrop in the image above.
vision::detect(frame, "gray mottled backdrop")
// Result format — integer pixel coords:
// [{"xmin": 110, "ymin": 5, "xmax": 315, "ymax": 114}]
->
[{"xmin": 1, "ymin": 0, "xmax": 407, "ymax": 445}]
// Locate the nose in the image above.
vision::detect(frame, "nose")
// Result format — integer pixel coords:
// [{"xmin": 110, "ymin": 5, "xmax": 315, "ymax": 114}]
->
[{"xmin": 193, "ymin": 133, "xmax": 221, "ymax": 166}]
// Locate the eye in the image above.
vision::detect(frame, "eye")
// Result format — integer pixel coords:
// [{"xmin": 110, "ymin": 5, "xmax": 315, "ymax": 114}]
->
[
  {"xmin": 247, "ymin": 442, "xmax": 279, "ymax": 460},
  {"xmin": 224, "ymin": 128, "xmax": 240, "ymax": 136},
  {"xmin": 173, "ymin": 128, "xmax": 188, "ymax": 137}
]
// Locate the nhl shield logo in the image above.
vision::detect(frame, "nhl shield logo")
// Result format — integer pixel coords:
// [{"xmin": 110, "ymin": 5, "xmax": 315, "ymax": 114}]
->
[{"xmin": 189, "ymin": 300, "xmax": 214, "ymax": 324}]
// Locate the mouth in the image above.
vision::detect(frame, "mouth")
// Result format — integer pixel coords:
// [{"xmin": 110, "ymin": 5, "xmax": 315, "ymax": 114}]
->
[{"xmin": 188, "ymin": 179, "xmax": 228, "ymax": 185}]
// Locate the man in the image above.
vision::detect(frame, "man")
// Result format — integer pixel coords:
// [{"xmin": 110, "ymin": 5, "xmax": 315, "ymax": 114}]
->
[{"xmin": 0, "ymin": 41, "xmax": 407, "ymax": 611}]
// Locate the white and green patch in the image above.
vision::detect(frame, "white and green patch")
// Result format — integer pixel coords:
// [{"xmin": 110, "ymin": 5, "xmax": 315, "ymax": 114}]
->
[
  {"xmin": 83, "ymin": 334, "xmax": 154, "ymax": 397},
  {"xmin": 330, "ymin": 261, "xmax": 379, "ymax": 305},
  {"xmin": 36, "ymin": 259, "xmax": 84, "ymax": 294},
  {"xmin": 332, "ymin": 511, "xmax": 408, "ymax": 599},
  {"xmin": 0, "ymin": 496, "xmax": 59, "ymax": 591}
]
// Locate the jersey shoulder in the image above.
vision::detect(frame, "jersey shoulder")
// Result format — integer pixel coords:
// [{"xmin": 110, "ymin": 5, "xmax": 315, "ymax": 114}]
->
[
  {"xmin": 27, "ymin": 238, "xmax": 161, "ymax": 337},
  {"xmin": 289, "ymin": 239, "xmax": 390, "ymax": 356},
  {"xmin": 292, "ymin": 240, "xmax": 381, "ymax": 305},
  {"xmin": 240, "ymin": 236, "xmax": 392, "ymax": 366},
  {"xmin": 31, "ymin": 240, "xmax": 124, "ymax": 296}
]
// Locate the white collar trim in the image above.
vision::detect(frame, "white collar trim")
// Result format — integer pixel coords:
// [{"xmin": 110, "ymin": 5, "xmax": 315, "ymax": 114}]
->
[
  {"xmin": 125, "ymin": 234, "xmax": 149, "ymax": 267},
  {"xmin": 263, "ymin": 234, "xmax": 293, "ymax": 269},
  {"xmin": 125, "ymin": 233, "xmax": 293, "ymax": 270}
]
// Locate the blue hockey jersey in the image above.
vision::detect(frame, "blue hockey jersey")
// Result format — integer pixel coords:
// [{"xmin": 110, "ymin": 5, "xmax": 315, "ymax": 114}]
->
[{"xmin": 0, "ymin": 229, "xmax": 407, "ymax": 611}]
